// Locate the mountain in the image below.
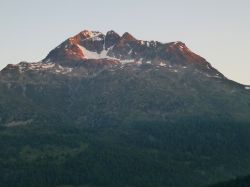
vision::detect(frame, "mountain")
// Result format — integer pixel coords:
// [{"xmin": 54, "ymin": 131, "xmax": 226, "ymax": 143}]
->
[
  {"xmin": 1, "ymin": 30, "xmax": 223, "ymax": 78},
  {"xmin": 0, "ymin": 30, "xmax": 250, "ymax": 187}
]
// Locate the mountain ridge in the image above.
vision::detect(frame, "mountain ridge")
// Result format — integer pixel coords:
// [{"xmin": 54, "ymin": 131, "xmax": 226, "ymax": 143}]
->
[{"xmin": 1, "ymin": 30, "xmax": 227, "ymax": 82}]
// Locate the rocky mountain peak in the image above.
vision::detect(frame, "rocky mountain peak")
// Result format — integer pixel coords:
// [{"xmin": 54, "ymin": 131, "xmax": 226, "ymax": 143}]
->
[
  {"xmin": 79, "ymin": 30, "xmax": 96, "ymax": 37},
  {"xmin": 121, "ymin": 32, "xmax": 137, "ymax": 42},
  {"xmin": 75, "ymin": 30, "xmax": 103, "ymax": 40},
  {"xmin": 42, "ymin": 30, "xmax": 203, "ymax": 65},
  {"xmin": 0, "ymin": 29, "xmax": 227, "ymax": 80},
  {"xmin": 106, "ymin": 30, "xmax": 120, "ymax": 37},
  {"xmin": 105, "ymin": 30, "xmax": 120, "ymax": 49},
  {"xmin": 43, "ymin": 29, "xmax": 212, "ymax": 67}
]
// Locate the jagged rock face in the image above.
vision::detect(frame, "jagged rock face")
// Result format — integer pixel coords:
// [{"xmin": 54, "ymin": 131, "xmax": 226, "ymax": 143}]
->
[
  {"xmin": 41, "ymin": 30, "xmax": 220, "ymax": 76},
  {"xmin": 105, "ymin": 30, "xmax": 121, "ymax": 49}
]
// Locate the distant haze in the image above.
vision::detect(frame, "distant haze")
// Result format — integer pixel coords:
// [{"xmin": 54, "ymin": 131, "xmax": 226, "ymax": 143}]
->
[{"xmin": 1, "ymin": 0, "xmax": 249, "ymax": 84}]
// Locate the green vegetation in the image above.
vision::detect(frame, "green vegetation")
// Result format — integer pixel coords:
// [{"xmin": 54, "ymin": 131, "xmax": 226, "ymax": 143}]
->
[
  {"xmin": 0, "ymin": 66, "xmax": 250, "ymax": 187},
  {"xmin": 1, "ymin": 118, "xmax": 250, "ymax": 187}
]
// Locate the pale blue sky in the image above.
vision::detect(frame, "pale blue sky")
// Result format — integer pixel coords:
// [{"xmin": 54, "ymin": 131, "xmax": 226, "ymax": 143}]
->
[{"xmin": 1, "ymin": 0, "xmax": 249, "ymax": 84}]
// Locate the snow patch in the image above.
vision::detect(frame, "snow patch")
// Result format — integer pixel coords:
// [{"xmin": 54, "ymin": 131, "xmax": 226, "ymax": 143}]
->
[
  {"xmin": 136, "ymin": 60, "xmax": 142, "ymax": 65},
  {"xmin": 245, "ymin": 86, "xmax": 250, "ymax": 90},
  {"xmin": 77, "ymin": 44, "xmax": 118, "ymax": 60},
  {"xmin": 18, "ymin": 62, "xmax": 56, "ymax": 72},
  {"xmin": 16, "ymin": 62, "xmax": 74, "ymax": 75},
  {"xmin": 40, "ymin": 63, "xmax": 55, "ymax": 69},
  {"xmin": 120, "ymin": 59, "xmax": 135, "ymax": 64},
  {"xmin": 205, "ymin": 74, "xmax": 222, "ymax": 79},
  {"xmin": 91, "ymin": 35, "xmax": 103, "ymax": 41},
  {"xmin": 179, "ymin": 46, "xmax": 184, "ymax": 51},
  {"xmin": 57, "ymin": 65, "xmax": 73, "ymax": 74},
  {"xmin": 77, "ymin": 45, "xmax": 110, "ymax": 59},
  {"xmin": 77, "ymin": 44, "xmax": 137, "ymax": 64},
  {"xmin": 151, "ymin": 41, "xmax": 157, "ymax": 47},
  {"xmin": 159, "ymin": 62, "xmax": 167, "ymax": 67},
  {"xmin": 140, "ymin": 41, "xmax": 145, "ymax": 45}
]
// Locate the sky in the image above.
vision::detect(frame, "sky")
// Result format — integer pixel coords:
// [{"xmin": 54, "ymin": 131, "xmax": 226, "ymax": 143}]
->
[{"xmin": 0, "ymin": 0, "xmax": 249, "ymax": 84}]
